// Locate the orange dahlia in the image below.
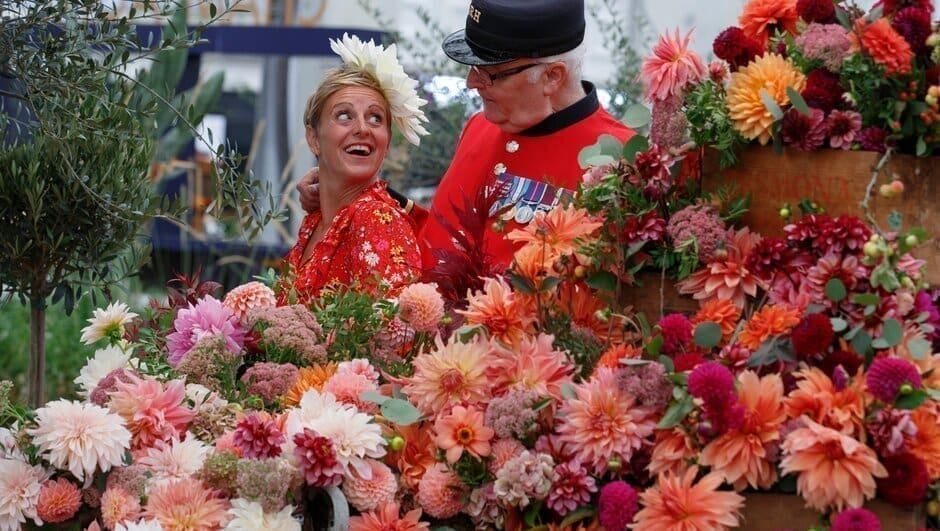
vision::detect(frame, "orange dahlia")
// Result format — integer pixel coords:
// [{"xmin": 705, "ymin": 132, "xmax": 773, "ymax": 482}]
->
[
  {"xmin": 506, "ymin": 204, "xmax": 603, "ymax": 256},
  {"xmin": 738, "ymin": 304, "xmax": 800, "ymax": 350},
  {"xmin": 648, "ymin": 428, "xmax": 697, "ymax": 478},
  {"xmin": 700, "ymin": 371, "xmax": 786, "ymax": 490},
  {"xmin": 726, "ymin": 54, "xmax": 806, "ymax": 145},
  {"xmin": 385, "ymin": 422, "xmax": 437, "ymax": 490},
  {"xmin": 677, "ymin": 228, "xmax": 763, "ymax": 308},
  {"xmin": 692, "ymin": 299, "xmax": 742, "ymax": 341},
  {"xmin": 144, "ymin": 478, "xmax": 230, "ymax": 530},
  {"xmin": 403, "ymin": 336, "xmax": 493, "ymax": 416},
  {"xmin": 349, "ymin": 501, "xmax": 429, "ymax": 531},
  {"xmin": 785, "ymin": 367, "xmax": 866, "ymax": 437},
  {"xmin": 594, "ymin": 343, "xmax": 642, "ymax": 371},
  {"xmin": 854, "ymin": 18, "xmax": 914, "ymax": 76},
  {"xmin": 457, "ymin": 277, "xmax": 535, "ymax": 347},
  {"xmin": 780, "ymin": 418, "xmax": 887, "ymax": 512},
  {"xmin": 739, "ymin": 0, "xmax": 799, "ymax": 47},
  {"xmin": 633, "ymin": 466, "xmax": 745, "ymax": 531},
  {"xmin": 283, "ymin": 363, "xmax": 337, "ymax": 407},
  {"xmin": 487, "ymin": 333, "xmax": 575, "ymax": 402},
  {"xmin": 433, "ymin": 405, "xmax": 494, "ymax": 464},
  {"xmin": 558, "ymin": 282, "xmax": 629, "ymax": 345},
  {"xmin": 908, "ymin": 403, "xmax": 940, "ymax": 480},
  {"xmin": 512, "ymin": 243, "xmax": 559, "ymax": 286}
]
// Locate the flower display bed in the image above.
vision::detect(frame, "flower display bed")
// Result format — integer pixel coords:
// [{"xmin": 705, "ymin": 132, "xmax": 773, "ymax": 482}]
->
[
  {"xmin": 702, "ymin": 147, "xmax": 940, "ymax": 284},
  {"xmin": 740, "ymin": 492, "xmax": 925, "ymax": 531}
]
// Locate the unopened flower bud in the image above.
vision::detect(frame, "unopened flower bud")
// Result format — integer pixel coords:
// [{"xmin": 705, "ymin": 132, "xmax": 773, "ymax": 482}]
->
[
  {"xmin": 905, "ymin": 234, "xmax": 919, "ymax": 247},
  {"xmin": 607, "ymin": 456, "xmax": 622, "ymax": 471},
  {"xmin": 899, "ymin": 383, "xmax": 914, "ymax": 395},
  {"xmin": 389, "ymin": 436, "xmax": 405, "ymax": 451}
]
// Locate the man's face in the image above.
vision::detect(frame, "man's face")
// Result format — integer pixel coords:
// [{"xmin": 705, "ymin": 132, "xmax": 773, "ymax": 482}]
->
[{"xmin": 466, "ymin": 59, "xmax": 554, "ymax": 133}]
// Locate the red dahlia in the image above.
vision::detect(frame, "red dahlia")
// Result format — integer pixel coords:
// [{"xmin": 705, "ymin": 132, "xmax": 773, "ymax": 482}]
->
[
  {"xmin": 797, "ymin": 0, "xmax": 836, "ymax": 23},
  {"xmin": 746, "ymin": 237, "xmax": 795, "ymax": 280},
  {"xmin": 658, "ymin": 313, "xmax": 693, "ymax": 355},
  {"xmin": 819, "ymin": 349, "xmax": 864, "ymax": 379},
  {"xmin": 781, "ymin": 108, "xmax": 828, "ymax": 151},
  {"xmin": 892, "ymin": 7, "xmax": 932, "ymax": 55},
  {"xmin": 876, "ymin": 453, "xmax": 929, "ymax": 507},
  {"xmin": 673, "ymin": 352, "xmax": 707, "ymax": 372},
  {"xmin": 877, "ymin": 0, "xmax": 934, "ymax": 15},
  {"xmin": 233, "ymin": 413, "xmax": 285, "ymax": 459},
  {"xmin": 712, "ymin": 26, "xmax": 763, "ymax": 70},
  {"xmin": 791, "ymin": 313, "xmax": 835, "ymax": 358},
  {"xmin": 801, "ymin": 69, "xmax": 844, "ymax": 113},
  {"xmin": 858, "ymin": 127, "xmax": 889, "ymax": 153}
]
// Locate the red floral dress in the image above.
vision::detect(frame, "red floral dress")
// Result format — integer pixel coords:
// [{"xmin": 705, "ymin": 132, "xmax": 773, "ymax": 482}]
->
[{"xmin": 281, "ymin": 181, "xmax": 422, "ymax": 305}]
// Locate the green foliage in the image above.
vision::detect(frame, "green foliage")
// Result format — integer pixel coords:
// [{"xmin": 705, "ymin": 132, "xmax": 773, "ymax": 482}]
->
[
  {"xmin": 588, "ymin": 0, "xmax": 648, "ymax": 119},
  {"xmin": 311, "ymin": 287, "xmax": 393, "ymax": 362},
  {"xmin": 0, "ymin": 297, "xmax": 96, "ymax": 403},
  {"xmin": 685, "ymin": 80, "xmax": 747, "ymax": 168},
  {"xmin": 544, "ymin": 313, "xmax": 604, "ymax": 380}
]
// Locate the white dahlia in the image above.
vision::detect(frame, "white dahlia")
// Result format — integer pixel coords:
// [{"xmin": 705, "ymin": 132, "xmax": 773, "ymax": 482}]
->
[
  {"xmin": 0, "ymin": 457, "xmax": 46, "ymax": 530},
  {"xmin": 74, "ymin": 344, "xmax": 132, "ymax": 398},
  {"xmin": 330, "ymin": 33, "xmax": 429, "ymax": 146},
  {"xmin": 80, "ymin": 301, "xmax": 138, "ymax": 345},
  {"xmin": 224, "ymin": 499, "xmax": 301, "ymax": 531},
  {"xmin": 138, "ymin": 435, "xmax": 210, "ymax": 488},
  {"xmin": 306, "ymin": 403, "xmax": 387, "ymax": 480},
  {"xmin": 28, "ymin": 399, "xmax": 130, "ymax": 483}
]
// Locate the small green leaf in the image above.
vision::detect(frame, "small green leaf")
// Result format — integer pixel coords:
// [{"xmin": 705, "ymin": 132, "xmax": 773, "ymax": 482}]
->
[
  {"xmin": 658, "ymin": 354, "xmax": 674, "ymax": 373},
  {"xmin": 657, "ymin": 396, "xmax": 694, "ymax": 429},
  {"xmin": 559, "ymin": 508, "xmax": 596, "ymax": 529},
  {"xmin": 786, "ymin": 87, "xmax": 810, "ymax": 116},
  {"xmin": 577, "ymin": 144, "xmax": 602, "ymax": 169},
  {"xmin": 830, "ymin": 318, "xmax": 848, "ymax": 333},
  {"xmin": 851, "ymin": 329, "xmax": 873, "ymax": 357},
  {"xmin": 359, "ymin": 391, "xmax": 388, "ymax": 405},
  {"xmin": 598, "ymin": 134, "xmax": 625, "ymax": 158},
  {"xmin": 380, "ymin": 398, "xmax": 421, "ymax": 426},
  {"xmin": 908, "ymin": 337, "xmax": 931, "ymax": 360},
  {"xmin": 852, "ymin": 293, "xmax": 881, "ymax": 306},
  {"xmin": 760, "ymin": 89, "xmax": 784, "ymax": 120},
  {"xmin": 825, "ymin": 278, "xmax": 847, "ymax": 302},
  {"xmin": 622, "ymin": 103, "xmax": 651, "ymax": 129},
  {"xmin": 916, "ymin": 137, "xmax": 927, "ymax": 156},
  {"xmin": 539, "ymin": 276, "xmax": 562, "ymax": 292},
  {"xmin": 622, "ymin": 135, "xmax": 650, "ymax": 163},
  {"xmin": 645, "ymin": 336, "xmax": 663, "ymax": 358},
  {"xmin": 693, "ymin": 321, "xmax": 722, "ymax": 349},
  {"xmin": 881, "ymin": 318, "xmax": 903, "ymax": 347},
  {"xmin": 586, "ymin": 271, "xmax": 618, "ymax": 292},
  {"xmin": 888, "ymin": 211, "xmax": 903, "ymax": 232},
  {"xmin": 895, "ymin": 389, "xmax": 929, "ymax": 410},
  {"xmin": 585, "ymin": 154, "xmax": 616, "ymax": 167}
]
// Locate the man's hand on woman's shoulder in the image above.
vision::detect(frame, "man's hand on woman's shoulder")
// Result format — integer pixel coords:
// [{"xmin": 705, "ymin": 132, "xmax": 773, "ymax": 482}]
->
[{"xmin": 296, "ymin": 167, "xmax": 320, "ymax": 213}]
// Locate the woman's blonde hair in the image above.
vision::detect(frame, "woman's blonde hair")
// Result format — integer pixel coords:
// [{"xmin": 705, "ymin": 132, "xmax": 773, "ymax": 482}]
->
[{"xmin": 303, "ymin": 67, "xmax": 390, "ymax": 129}]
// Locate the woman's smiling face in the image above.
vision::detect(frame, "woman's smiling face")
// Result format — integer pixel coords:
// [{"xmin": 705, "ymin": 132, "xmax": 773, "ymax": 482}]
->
[{"xmin": 307, "ymin": 86, "xmax": 390, "ymax": 184}]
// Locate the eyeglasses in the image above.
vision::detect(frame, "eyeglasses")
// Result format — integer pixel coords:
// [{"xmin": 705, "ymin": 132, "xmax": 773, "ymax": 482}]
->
[{"xmin": 469, "ymin": 62, "xmax": 545, "ymax": 86}]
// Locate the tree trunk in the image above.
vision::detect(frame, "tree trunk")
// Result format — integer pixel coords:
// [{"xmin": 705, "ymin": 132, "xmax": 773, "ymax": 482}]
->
[{"xmin": 28, "ymin": 297, "xmax": 46, "ymax": 408}]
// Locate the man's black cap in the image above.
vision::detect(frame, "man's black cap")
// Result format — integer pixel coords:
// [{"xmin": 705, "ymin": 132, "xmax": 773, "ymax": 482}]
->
[{"xmin": 442, "ymin": 0, "xmax": 585, "ymax": 66}]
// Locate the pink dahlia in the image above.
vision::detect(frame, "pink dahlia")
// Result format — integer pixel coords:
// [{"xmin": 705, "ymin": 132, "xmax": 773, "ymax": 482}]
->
[
  {"xmin": 233, "ymin": 412, "xmax": 285, "ymax": 459},
  {"xmin": 830, "ymin": 507, "xmax": 882, "ymax": 531},
  {"xmin": 866, "ymin": 357, "xmax": 922, "ymax": 403},
  {"xmin": 597, "ymin": 481, "xmax": 640, "ymax": 530},
  {"xmin": 342, "ymin": 459, "xmax": 398, "ymax": 512},
  {"xmin": 487, "ymin": 333, "xmax": 575, "ymax": 401},
  {"xmin": 416, "ymin": 464, "xmax": 465, "ymax": 519},
  {"xmin": 166, "ymin": 296, "xmax": 245, "ymax": 367},
  {"xmin": 858, "ymin": 126, "xmax": 889, "ymax": 153},
  {"xmin": 293, "ymin": 428, "xmax": 344, "ymax": 487},
  {"xmin": 349, "ymin": 502, "xmax": 429, "ymax": 531},
  {"xmin": 143, "ymin": 478, "xmax": 229, "ymax": 531},
  {"xmin": 397, "ymin": 282, "xmax": 445, "ymax": 332},
  {"xmin": 641, "ymin": 28, "xmax": 706, "ymax": 102},
  {"xmin": 222, "ymin": 281, "xmax": 276, "ymax": 325},
  {"xmin": 109, "ymin": 375, "xmax": 193, "ymax": 450},
  {"xmin": 828, "ymin": 110, "xmax": 863, "ymax": 149},
  {"xmin": 781, "ymin": 108, "xmax": 827, "ymax": 151},
  {"xmin": 433, "ymin": 404, "xmax": 494, "ymax": 464},
  {"xmin": 493, "ymin": 451, "xmax": 554, "ymax": 508},
  {"xmin": 556, "ymin": 368, "xmax": 657, "ymax": 475},
  {"xmin": 866, "ymin": 407, "xmax": 917, "ymax": 456},
  {"xmin": 488, "ymin": 438, "xmax": 527, "ymax": 476},
  {"xmin": 677, "ymin": 227, "xmax": 762, "ymax": 308},
  {"xmin": 101, "ymin": 486, "xmax": 142, "ymax": 529},
  {"xmin": 546, "ymin": 460, "xmax": 597, "ymax": 517},
  {"xmin": 658, "ymin": 313, "xmax": 693, "ymax": 355},
  {"xmin": 36, "ymin": 478, "xmax": 81, "ymax": 524},
  {"xmin": 324, "ymin": 371, "xmax": 379, "ymax": 413}
]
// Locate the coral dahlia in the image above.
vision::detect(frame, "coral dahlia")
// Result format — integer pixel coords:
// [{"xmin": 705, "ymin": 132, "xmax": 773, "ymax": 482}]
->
[
  {"xmin": 854, "ymin": 18, "xmax": 914, "ymax": 75},
  {"xmin": 397, "ymin": 282, "xmax": 445, "ymax": 332},
  {"xmin": 36, "ymin": 478, "xmax": 81, "ymax": 524},
  {"xmin": 403, "ymin": 335, "xmax": 492, "ymax": 416},
  {"xmin": 633, "ymin": 466, "xmax": 745, "ymax": 531},
  {"xmin": 433, "ymin": 405, "xmax": 494, "ymax": 464},
  {"xmin": 342, "ymin": 459, "xmax": 398, "ymax": 512},
  {"xmin": 144, "ymin": 478, "xmax": 230, "ymax": 531},
  {"xmin": 641, "ymin": 28, "xmax": 706, "ymax": 102},
  {"xmin": 416, "ymin": 464, "xmax": 464, "ymax": 519}
]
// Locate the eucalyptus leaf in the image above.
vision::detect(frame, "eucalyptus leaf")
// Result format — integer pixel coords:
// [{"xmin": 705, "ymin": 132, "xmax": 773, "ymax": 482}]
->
[
  {"xmin": 908, "ymin": 337, "xmax": 931, "ymax": 360},
  {"xmin": 760, "ymin": 89, "xmax": 784, "ymax": 120},
  {"xmin": 657, "ymin": 396, "xmax": 694, "ymax": 429},
  {"xmin": 786, "ymin": 87, "xmax": 810, "ymax": 116},
  {"xmin": 830, "ymin": 317, "xmax": 848, "ymax": 333},
  {"xmin": 359, "ymin": 391, "xmax": 388, "ymax": 405},
  {"xmin": 825, "ymin": 278, "xmax": 847, "ymax": 302},
  {"xmin": 380, "ymin": 398, "xmax": 422, "ymax": 426},
  {"xmin": 622, "ymin": 135, "xmax": 650, "ymax": 163},
  {"xmin": 622, "ymin": 103, "xmax": 651, "ymax": 129},
  {"xmin": 881, "ymin": 318, "xmax": 903, "ymax": 348},
  {"xmin": 895, "ymin": 389, "xmax": 928, "ymax": 410},
  {"xmin": 693, "ymin": 321, "xmax": 722, "ymax": 349}
]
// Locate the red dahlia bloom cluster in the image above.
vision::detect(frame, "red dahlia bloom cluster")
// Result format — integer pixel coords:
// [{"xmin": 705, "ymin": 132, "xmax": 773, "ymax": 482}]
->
[
  {"xmin": 712, "ymin": 27, "xmax": 763, "ymax": 71},
  {"xmin": 801, "ymin": 69, "xmax": 844, "ymax": 113},
  {"xmin": 796, "ymin": 0, "xmax": 836, "ymax": 23},
  {"xmin": 784, "ymin": 214, "xmax": 872, "ymax": 255},
  {"xmin": 892, "ymin": 7, "xmax": 932, "ymax": 55},
  {"xmin": 746, "ymin": 237, "xmax": 796, "ymax": 280},
  {"xmin": 791, "ymin": 313, "xmax": 835, "ymax": 358},
  {"xmin": 876, "ymin": 452, "xmax": 930, "ymax": 506}
]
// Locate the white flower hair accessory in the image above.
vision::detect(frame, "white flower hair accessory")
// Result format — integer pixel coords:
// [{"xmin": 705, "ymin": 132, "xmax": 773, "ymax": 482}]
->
[{"xmin": 330, "ymin": 33, "xmax": 430, "ymax": 146}]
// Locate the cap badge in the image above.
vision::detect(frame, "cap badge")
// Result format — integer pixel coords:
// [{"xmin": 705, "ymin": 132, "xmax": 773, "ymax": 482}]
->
[{"xmin": 468, "ymin": 5, "xmax": 481, "ymax": 23}]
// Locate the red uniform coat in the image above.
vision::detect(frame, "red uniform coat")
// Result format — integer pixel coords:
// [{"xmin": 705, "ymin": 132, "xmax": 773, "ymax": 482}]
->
[{"xmin": 419, "ymin": 83, "xmax": 634, "ymax": 270}]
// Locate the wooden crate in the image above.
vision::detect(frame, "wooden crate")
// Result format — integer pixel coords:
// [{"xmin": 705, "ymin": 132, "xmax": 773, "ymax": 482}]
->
[
  {"xmin": 702, "ymin": 147, "xmax": 940, "ymax": 285},
  {"xmin": 740, "ymin": 493, "xmax": 925, "ymax": 530},
  {"xmin": 622, "ymin": 271, "xmax": 699, "ymax": 319}
]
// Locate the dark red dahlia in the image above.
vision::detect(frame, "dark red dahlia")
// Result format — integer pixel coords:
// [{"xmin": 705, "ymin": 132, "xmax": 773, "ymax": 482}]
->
[
  {"xmin": 746, "ymin": 237, "xmax": 796, "ymax": 280},
  {"xmin": 876, "ymin": 0, "xmax": 934, "ymax": 15},
  {"xmin": 815, "ymin": 214, "xmax": 873, "ymax": 254},
  {"xmin": 658, "ymin": 313, "xmax": 693, "ymax": 355},
  {"xmin": 785, "ymin": 214, "xmax": 833, "ymax": 248},
  {"xmin": 713, "ymin": 26, "xmax": 763, "ymax": 71},
  {"xmin": 858, "ymin": 127, "xmax": 889, "ymax": 153},
  {"xmin": 293, "ymin": 428, "xmax": 344, "ymax": 486},
  {"xmin": 233, "ymin": 413, "xmax": 285, "ymax": 459},
  {"xmin": 791, "ymin": 313, "xmax": 835, "ymax": 358},
  {"xmin": 632, "ymin": 145, "xmax": 674, "ymax": 200},
  {"xmin": 797, "ymin": 0, "xmax": 836, "ymax": 23},
  {"xmin": 819, "ymin": 349, "xmax": 864, "ymax": 379},
  {"xmin": 619, "ymin": 211, "xmax": 666, "ymax": 244},
  {"xmin": 892, "ymin": 7, "xmax": 932, "ymax": 55},
  {"xmin": 673, "ymin": 352, "xmax": 707, "ymax": 372},
  {"xmin": 877, "ymin": 453, "xmax": 929, "ymax": 507},
  {"xmin": 801, "ymin": 69, "xmax": 844, "ymax": 113},
  {"xmin": 781, "ymin": 108, "xmax": 828, "ymax": 151}
]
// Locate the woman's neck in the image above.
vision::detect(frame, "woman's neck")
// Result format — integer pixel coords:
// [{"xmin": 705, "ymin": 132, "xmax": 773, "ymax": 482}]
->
[{"xmin": 318, "ymin": 172, "xmax": 377, "ymax": 224}]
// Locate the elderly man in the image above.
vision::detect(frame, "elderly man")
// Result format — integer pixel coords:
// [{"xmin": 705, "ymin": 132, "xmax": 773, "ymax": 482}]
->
[{"xmin": 298, "ymin": 0, "xmax": 633, "ymax": 269}]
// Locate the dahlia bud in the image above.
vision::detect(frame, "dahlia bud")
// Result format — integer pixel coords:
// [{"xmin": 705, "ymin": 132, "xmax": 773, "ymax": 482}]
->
[
  {"xmin": 389, "ymin": 436, "xmax": 405, "ymax": 451},
  {"xmin": 899, "ymin": 383, "xmax": 914, "ymax": 395},
  {"xmin": 607, "ymin": 456, "xmax": 622, "ymax": 472},
  {"xmin": 863, "ymin": 242, "xmax": 880, "ymax": 258},
  {"xmin": 779, "ymin": 206, "xmax": 791, "ymax": 219},
  {"xmin": 905, "ymin": 234, "xmax": 919, "ymax": 247},
  {"xmin": 573, "ymin": 265, "xmax": 587, "ymax": 279}
]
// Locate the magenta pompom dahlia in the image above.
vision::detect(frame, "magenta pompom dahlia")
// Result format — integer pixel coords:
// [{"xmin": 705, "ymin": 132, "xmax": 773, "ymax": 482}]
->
[
  {"xmin": 597, "ymin": 481, "xmax": 640, "ymax": 531},
  {"xmin": 830, "ymin": 507, "xmax": 882, "ymax": 531},
  {"xmin": 658, "ymin": 313, "xmax": 693, "ymax": 355},
  {"xmin": 866, "ymin": 357, "xmax": 922, "ymax": 403}
]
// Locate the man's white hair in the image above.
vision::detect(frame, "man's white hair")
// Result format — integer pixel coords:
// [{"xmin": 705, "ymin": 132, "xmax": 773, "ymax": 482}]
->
[{"xmin": 525, "ymin": 41, "xmax": 586, "ymax": 83}]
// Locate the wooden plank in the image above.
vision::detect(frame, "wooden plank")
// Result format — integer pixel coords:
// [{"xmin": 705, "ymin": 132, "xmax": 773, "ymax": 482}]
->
[
  {"xmin": 703, "ymin": 147, "xmax": 940, "ymax": 284},
  {"xmin": 740, "ymin": 492, "xmax": 925, "ymax": 530}
]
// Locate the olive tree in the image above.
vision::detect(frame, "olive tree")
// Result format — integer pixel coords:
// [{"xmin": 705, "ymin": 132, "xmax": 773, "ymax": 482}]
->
[{"xmin": 0, "ymin": 0, "xmax": 276, "ymax": 406}]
